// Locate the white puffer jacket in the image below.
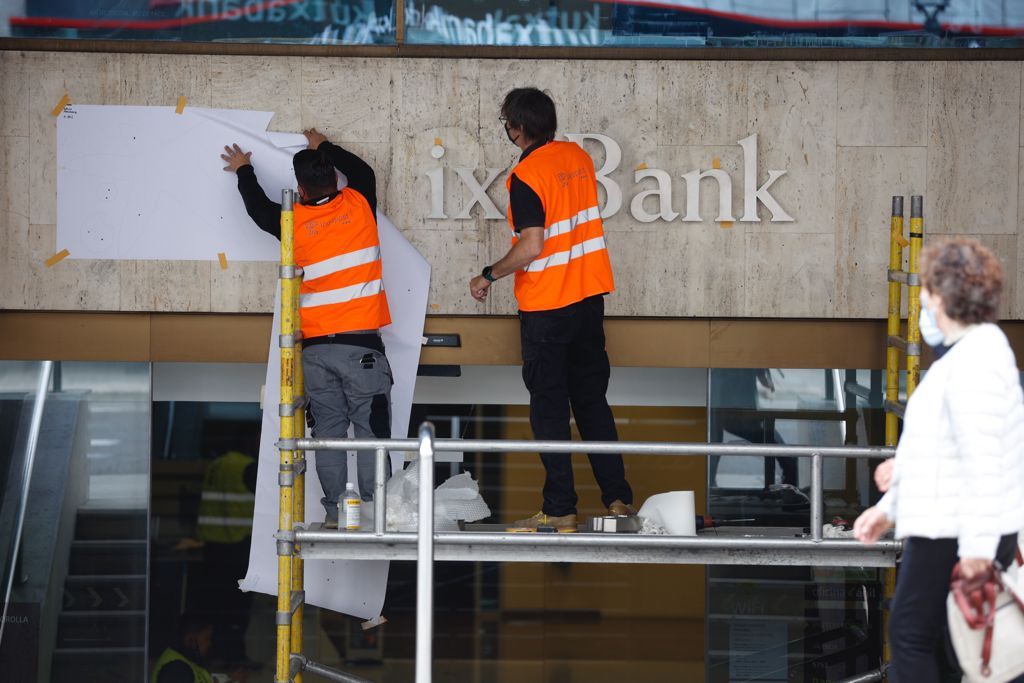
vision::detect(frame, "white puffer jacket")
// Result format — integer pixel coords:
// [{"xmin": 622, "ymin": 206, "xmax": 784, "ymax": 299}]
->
[{"xmin": 876, "ymin": 323, "xmax": 1024, "ymax": 559}]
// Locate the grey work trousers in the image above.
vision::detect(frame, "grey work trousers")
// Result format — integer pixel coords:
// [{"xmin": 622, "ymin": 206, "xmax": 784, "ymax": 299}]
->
[{"xmin": 302, "ymin": 342, "xmax": 393, "ymax": 522}]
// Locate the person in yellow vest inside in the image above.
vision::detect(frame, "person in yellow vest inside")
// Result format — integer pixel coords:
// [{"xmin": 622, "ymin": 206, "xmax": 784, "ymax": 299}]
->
[
  {"xmin": 151, "ymin": 613, "xmax": 246, "ymax": 683},
  {"xmin": 195, "ymin": 450, "xmax": 258, "ymax": 670},
  {"xmin": 220, "ymin": 129, "xmax": 394, "ymax": 528},
  {"xmin": 469, "ymin": 88, "xmax": 635, "ymax": 532}
]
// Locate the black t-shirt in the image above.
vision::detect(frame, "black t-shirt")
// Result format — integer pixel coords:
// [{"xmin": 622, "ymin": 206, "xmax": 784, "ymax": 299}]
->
[{"xmin": 507, "ymin": 141, "xmax": 549, "ymax": 234}]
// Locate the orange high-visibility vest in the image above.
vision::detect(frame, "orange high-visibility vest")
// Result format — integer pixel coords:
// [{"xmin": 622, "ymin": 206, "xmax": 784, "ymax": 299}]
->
[
  {"xmin": 505, "ymin": 141, "xmax": 614, "ymax": 312},
  {"xmin": 293, "ymin": 189, "xmax": 391, "ymax": 338}
]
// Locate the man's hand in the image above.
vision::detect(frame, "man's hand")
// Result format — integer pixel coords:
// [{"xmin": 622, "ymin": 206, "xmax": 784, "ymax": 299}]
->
[
  {"xmin": 304, "ymin": 128, "xmax": 328, "ymax": 149},
  {"xmin": 470, "ymin": 275, "xmax": 491, "ymax": 302},
  {"xmin": 852, "ymin": 506, "xmax": 893, "ymax": 545},
  {"xmin": 959, "ymin": 557, "xmax": 993, "ymax": 581},
  {"xmin": 874, "ymin": 459, "xmax": 895, "ymax": 492},
  {"xmin": 221, "ymin": 143, "xmax": 252, "ymax": 172}
]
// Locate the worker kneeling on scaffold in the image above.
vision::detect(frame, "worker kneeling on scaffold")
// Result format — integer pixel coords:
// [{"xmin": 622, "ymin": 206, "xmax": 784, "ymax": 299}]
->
[
  {"xmin": 221, "ymin": 129, "xmax": 393, "ymax": 528},
  {"xmin": 469, "ymin": 87, "xmax": 635, "ymax": 533}
]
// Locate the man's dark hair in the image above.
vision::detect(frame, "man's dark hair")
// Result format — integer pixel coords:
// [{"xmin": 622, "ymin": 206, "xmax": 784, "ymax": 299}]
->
[
  {"xmin": 293, "ymin": 149, "xmax": 337, "ymax": 196},
  {"xmin": 501, "ymin": 88, "xmax": 557, "ymax": 143}
]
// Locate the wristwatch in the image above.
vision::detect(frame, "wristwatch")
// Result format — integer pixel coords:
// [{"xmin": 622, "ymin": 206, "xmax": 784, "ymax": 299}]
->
[{"xmin": 481, "ymin": 265, "xmax": 497, "ymax": 282}]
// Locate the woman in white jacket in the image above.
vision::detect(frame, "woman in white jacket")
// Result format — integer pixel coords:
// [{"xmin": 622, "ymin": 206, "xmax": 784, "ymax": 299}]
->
[{"xmin": 854, "ymin": 238, "xmax": 1024, "ymax": 683}]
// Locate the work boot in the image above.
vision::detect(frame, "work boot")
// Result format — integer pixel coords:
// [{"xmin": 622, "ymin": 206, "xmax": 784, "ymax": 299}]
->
[
  {"xmin": 507, "ymin": 511, "xmax": 578, "ymax": 533},
  {"xmin": 608, "ymin": 500, "xmax": 636, "ymax": 516}
]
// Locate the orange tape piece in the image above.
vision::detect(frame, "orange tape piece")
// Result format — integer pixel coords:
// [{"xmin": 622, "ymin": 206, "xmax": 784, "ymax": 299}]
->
[
  {"xmin": 635, "ymin": 162, "xmax": 648, "ymax": 171},
  {"xmin": 45, "ymin": 248, "xmax": 70, "ymax": 267},
  {"xmin": 896, "ymin": 235, "xmax": 910, "ymax": 248},
  {"xmin": 719, "ymin": 221, "xmax": 734, "ymax": 229},
  {"xmin": 50, "ymin": 93, "xmax": 70, "ymax": 117},
  {"xmin": 433, "ymin": 137, "xmax": 442, "ymax": 146},
  {"xmin": 712, "ymin": 157, "xmax": 721, "ymax": 170},
  {"xmin": 175, "ymin": 96, "xmax": 186, "ymax": 114},
  {"xmin": 218, "ymin": 252, "xmax": 228, "ymax": 270}
]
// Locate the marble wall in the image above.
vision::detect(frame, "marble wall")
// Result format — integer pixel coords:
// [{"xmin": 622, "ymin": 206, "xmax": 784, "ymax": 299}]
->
[{"xmin": 1, "ymin": 52, "xmax": 1022, "ymax": 319}]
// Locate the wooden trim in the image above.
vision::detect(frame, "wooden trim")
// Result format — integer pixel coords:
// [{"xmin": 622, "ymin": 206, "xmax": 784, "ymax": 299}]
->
[
  {"xmin": 3, "ymin": 38, "xmax": 1023, "ymax": 61},
  {"xmin": 149, "ymin": 313, "xmax": 273, "ymax": 363},
  {"xmin": 0, "ymin": 312, "xmax": 151, "ymax": 361},
  {"xmin": 9, "ymin": 311, "xmax": 1021, "ymax": 369}
]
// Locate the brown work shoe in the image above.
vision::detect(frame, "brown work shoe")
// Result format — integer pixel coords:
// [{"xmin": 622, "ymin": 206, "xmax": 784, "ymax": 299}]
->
[
  {"xmin": 608, "ymin": 500, "xmax": 636, "ymax": 516},
  {"xmin": 507, "ymin": 511, "xmax": 578, "ymax": 533}
]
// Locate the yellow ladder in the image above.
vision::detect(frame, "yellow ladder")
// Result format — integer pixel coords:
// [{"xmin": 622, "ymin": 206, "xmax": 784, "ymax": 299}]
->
[{"xmin": 881, "ymin": 194, "xmax": 924, "ymax": 674}]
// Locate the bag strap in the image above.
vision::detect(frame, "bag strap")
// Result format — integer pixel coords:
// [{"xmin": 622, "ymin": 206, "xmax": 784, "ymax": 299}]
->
[{"xmin": 980, "ymin": 582, "xmax": 998, "ymax": 677}]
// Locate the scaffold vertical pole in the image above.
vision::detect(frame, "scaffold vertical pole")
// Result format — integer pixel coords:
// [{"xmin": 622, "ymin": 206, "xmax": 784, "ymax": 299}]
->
[
  {"xmin": 291, "ymin": 268, "xmax": 306, "ymax": 683},
  {"xmin": 416, "ymin": 423, "xmax": 436, "ymax": 683},
  {"xmin": 906, "ymin": 196, "xmax": 924, "ymax": 396},
  {"xmin": 885, "ymin": 196, "xmax": 905, "ymax": 448},
  {"xmin": 277, "ymin": 189, "xmax": 297, "ymax": 683}
]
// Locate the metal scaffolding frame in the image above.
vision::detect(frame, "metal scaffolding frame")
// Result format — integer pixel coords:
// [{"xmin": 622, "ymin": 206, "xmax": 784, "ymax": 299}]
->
[{"xmin": 274, "ymin": 189, "xmax": 903, "ymax": 683}]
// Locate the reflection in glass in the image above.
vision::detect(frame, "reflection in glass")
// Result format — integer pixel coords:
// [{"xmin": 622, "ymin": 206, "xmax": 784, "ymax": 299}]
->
[
  {"xmin": 405, "ymin": 0, "xmax": 1024, "ymax": 47},
  {"xmin": 4, "ymin": 0, "xmax": 396, "ymax": 43}
]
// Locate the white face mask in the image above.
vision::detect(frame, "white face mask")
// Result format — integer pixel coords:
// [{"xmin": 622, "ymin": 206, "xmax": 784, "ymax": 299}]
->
[{"xmin": 919, "ymin": 290, "xmax": 944, "ymax": 347}]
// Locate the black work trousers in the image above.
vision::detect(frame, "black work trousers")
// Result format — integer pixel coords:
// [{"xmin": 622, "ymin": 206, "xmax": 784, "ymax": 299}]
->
[
  {"xmin": 519, "ymin": 295, "xmax": 632, "ymax": 517},
  {"xmin": 889, "ymin": 533, "xmax": 1021, "ymax": 683}
]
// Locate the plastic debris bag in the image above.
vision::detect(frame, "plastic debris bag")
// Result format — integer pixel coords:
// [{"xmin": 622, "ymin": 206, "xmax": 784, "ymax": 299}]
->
[{"xmin": 374, "ymin": 459, "xmax": 491, "ymax": 532}]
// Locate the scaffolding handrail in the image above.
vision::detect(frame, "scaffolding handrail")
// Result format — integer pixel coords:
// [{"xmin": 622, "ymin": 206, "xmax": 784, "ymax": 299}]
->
[{"xmin": 292, "ymin": 437, "xmax": 894, "ymax": 459}]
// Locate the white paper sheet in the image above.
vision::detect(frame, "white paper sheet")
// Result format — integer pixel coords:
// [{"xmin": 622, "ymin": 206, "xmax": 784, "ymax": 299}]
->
[
  {"xmin": 237, "ymin": 217, "xmax": 429, "ymax": 619},
  {"xmin": 56, "ymin": 104, "xmax": 305, "ymax": 261}
]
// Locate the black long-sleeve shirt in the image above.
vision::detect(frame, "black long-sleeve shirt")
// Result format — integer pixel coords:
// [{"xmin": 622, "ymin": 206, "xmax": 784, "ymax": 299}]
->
[{"xmin": 235, "ymin": 141, "xmax": 377, "ymax": 240}]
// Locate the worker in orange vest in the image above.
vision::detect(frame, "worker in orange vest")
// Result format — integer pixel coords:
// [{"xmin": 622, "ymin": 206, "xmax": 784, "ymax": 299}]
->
[
  {"xmin": 221, "ymin": 130, "xmax": 392, "ymax": 527},
  {"xmin": 469, "ymin": 88, "xmax": 634, "ymax": 532}
]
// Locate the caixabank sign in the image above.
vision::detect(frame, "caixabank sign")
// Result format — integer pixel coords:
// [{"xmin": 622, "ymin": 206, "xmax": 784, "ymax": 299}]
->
[{"xmin": 423, "ymin": 133, "xmax": 794, "ymax": 224}]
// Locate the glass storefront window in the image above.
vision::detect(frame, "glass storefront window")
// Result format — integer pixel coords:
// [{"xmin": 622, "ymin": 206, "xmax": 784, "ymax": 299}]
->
[
  {"xmin": 405, "ymin": 0, "xmax": 1024, "ymax": 47},
  {"xmin": 706, "ymin": 367, "xmax": 887, "ymax": 682},
  {"xmin": 0, "ymin": 360, "xmax": 151, "ymax": 683},
  {"xmin": 3, "ymin": 0, "xmax": 1023, "ymax": 46},
  {"xmin": 1, "ymin": 0, "xmax": 396, "ymax": 43}
]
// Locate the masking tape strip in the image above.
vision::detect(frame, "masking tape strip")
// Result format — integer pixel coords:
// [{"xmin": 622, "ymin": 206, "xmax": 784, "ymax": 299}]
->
[
  {"xmin": 50, "ymin": 93, "xmax": 70, "ymax": 117},
  {"xmin": 218, "ymin": 252, "xmax": 228, "ymax": 270},
  {"xmin": 433, "ymin": 137, "xmax": 442, "ymax": 146},
  {"xmin": 635, "ymin": 162, "xmax": 648, "ymax": 171},
  {"xmin": 719, "ymin": 221, "xmax": 734, "ymax": 229},
  {"xmin": 712, "ymin": 157, "xmax": 721, "ymax": 170},
  {"xmin": 45, "ymin": 248, "xmax": 70, "ymax": 267},
  {"xmin": 175, "ymin": 96, "xmax": 186, "ymax": 114}
]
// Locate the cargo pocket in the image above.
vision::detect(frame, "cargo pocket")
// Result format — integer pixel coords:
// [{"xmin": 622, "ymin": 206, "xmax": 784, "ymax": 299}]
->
[{"xmin": 369, "ymin": 393, "xmax": 391, "ymax": 438}]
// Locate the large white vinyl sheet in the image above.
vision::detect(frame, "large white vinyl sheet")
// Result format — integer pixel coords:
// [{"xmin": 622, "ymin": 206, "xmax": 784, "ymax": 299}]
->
[
  {"xmin": 56, "ymin": 104, "xmax": 302, "ymax": 260},
  {"xmin": 56, "ymin": 103, "xmax": 431, "ymax": 618}
]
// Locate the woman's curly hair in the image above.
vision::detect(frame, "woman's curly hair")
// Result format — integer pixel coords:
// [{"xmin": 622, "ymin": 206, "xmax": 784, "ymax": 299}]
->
[{"xmin": 921, "ymin": 238, "xmax": 1004, "ymax": 324}]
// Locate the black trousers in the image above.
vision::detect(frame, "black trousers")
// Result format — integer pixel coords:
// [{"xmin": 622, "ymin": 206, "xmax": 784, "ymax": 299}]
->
[
  {"xmin": 889, "ymin": 533, "xmax": 1021, "ymax": 683},
  {"xmin": 519, "ymin": 295, "xmax": 632, "ymax": 516}
]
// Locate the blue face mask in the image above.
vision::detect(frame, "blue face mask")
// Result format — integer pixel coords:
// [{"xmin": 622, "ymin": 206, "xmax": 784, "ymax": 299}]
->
[{"xmin": 919, "ymin": 291, "xmax": 944, "ymax": 347}]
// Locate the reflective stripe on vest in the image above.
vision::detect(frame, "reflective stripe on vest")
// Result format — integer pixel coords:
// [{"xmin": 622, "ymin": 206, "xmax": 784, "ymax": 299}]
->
[
  {"xmin": 150, "ymin": 647, "xmax": 214, "ymax": 683},
  {"xmin": 293, "ymin": 188, "xmax": 391, "ymax": 338},
  {"xmin": 506, "ymin": 141, "xmax": 615, "ymax": 312},
  {"xmin": 197, "ymin": 451, "xmax": 254, "ymax": 545}
]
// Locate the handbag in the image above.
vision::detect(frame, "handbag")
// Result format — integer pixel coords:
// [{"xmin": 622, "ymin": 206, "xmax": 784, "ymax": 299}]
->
[{"xmin": 947, "ymin": 549, "xmax": 1024, "ymax": 682}]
